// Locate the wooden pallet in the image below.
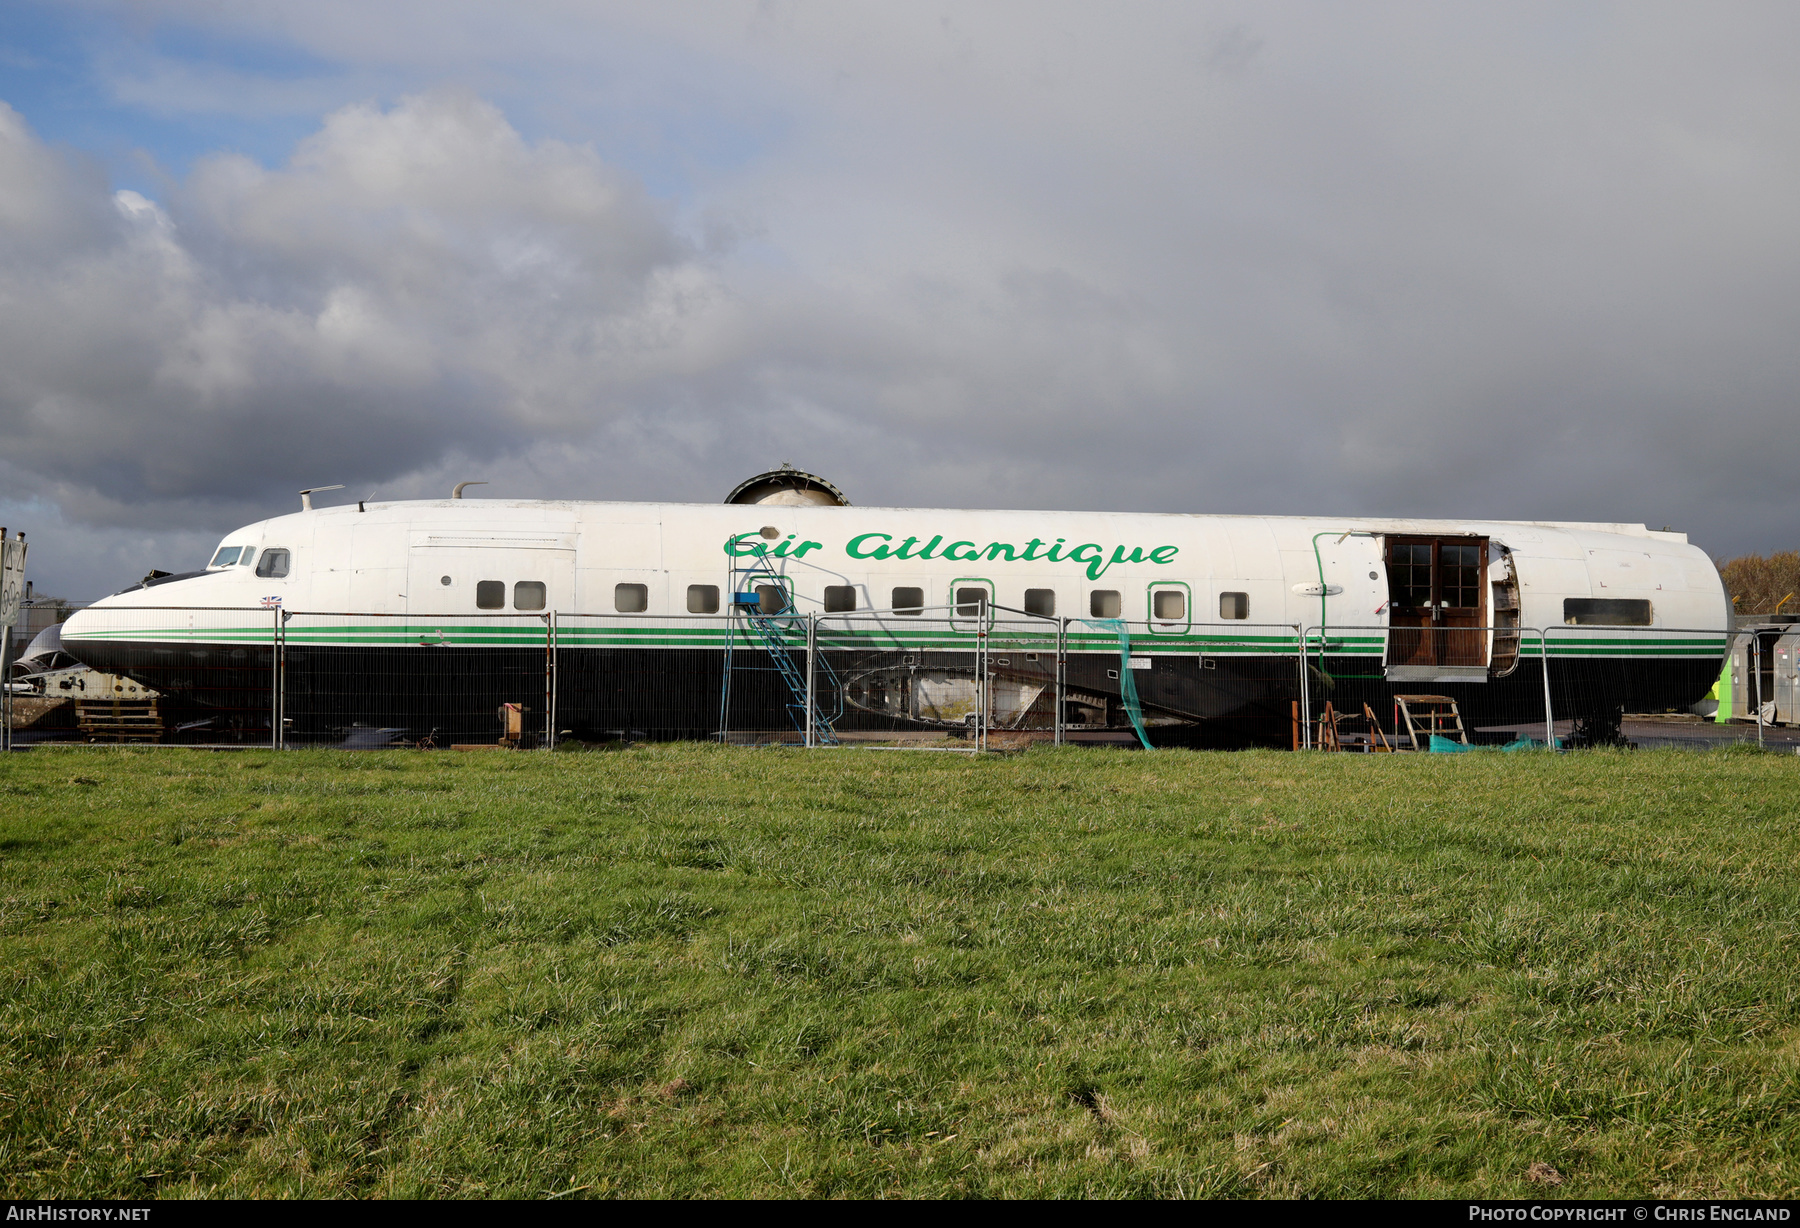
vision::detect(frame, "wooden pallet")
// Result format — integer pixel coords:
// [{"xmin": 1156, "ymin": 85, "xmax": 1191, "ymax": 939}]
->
[{"xmin": 77, "ymin": 697, "xmax": 163, "ymax": 742}]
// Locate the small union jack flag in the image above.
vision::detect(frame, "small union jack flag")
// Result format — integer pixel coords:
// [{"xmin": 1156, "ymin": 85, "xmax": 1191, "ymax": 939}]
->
[{"xmin": 261, "ymin": 596, "xmax": 283, "ymax": 608}]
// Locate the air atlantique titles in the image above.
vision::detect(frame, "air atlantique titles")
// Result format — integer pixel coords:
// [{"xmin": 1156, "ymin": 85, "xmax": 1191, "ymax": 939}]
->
[{"xmin": 727, "ymin": 532, "xmax": 1178, "ymax": 583}]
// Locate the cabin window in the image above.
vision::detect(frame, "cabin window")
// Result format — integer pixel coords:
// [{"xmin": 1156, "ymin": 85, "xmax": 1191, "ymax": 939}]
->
[
  {"xmin": 1564, "ymin": 597, "xmax": 1652, "ymax": 626},
  {"xmin": 1153, "ymin": 589, "xmax": 1186, "ymax": 621},
  {"xmin": 893, "ymin": 587, "xmax": 925, "ymax": 615},
  {"xmin": 687, "ymin": 584, "xmax": 720, "ymax": 614},
  {"xmin": 956, "ymin": 588, "xmax": 989, "ymax": 618},
  {"xmin": 756, "ymin": 584, "xmax": 787, "ymax": 615},
  {"xmin": 1090, "ymin": 590, "xmax": 1121, "ymax": 618},
  {"xmin": 615, "ymin": 583, "xmax": 649, "ymax": 613},
  {"xmin": 476, "ymin": 580, "xmax": 505, "ymax": 609},
  {"xmin": 210, "ymin": 546, "xmax": 242, "ymax": 568},
  {"xmin": 513, "ymin": 581, "xmax": 546, "ymax": 611},
  {"xmin": 1389, "ymin": 543, "xmax": 1433, "ymax": 609},
  {"xmin": 1024, "ymin": 588, "xmax": 1056, "ymax": 617},
  {"xmin": 1219, "ymin": 592, "xmax": 1248, "ymax": 619},
  {"xmin": 254, "ymin": 549, "xmax": 291, "ymax": 579},
  {"xmin": 824, "ymin": 585, "xmax": 856, "ymax": 613}
]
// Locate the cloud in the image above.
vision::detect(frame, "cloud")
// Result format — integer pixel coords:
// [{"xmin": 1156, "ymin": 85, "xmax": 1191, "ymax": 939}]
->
[
  {"xmin": 7, "ymin": 3, "xmax": 1800, "ymax": 598},
  {"xmin": 0, "ymin": 90, "xmax": 738, "ymax": 592}
]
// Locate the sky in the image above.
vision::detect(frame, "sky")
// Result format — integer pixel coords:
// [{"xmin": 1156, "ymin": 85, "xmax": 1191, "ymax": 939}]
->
[{"xmin": 2, "ymin": 1, "xmax": 1798, "ymax": 598}]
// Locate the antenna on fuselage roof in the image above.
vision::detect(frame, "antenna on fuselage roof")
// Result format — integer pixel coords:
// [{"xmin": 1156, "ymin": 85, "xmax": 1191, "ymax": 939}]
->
[
  {"xmin": 299, "ymin": 485, "xmax": 344, "ymax": 511},
  {"xmin": 452, "ymin": 481, "xmax": 488, "ymax": 499}
]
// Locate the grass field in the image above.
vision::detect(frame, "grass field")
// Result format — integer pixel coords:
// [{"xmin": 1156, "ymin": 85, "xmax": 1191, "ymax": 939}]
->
[{"xmin": 2, "ymin": 743, "xmax": 1798, "ymax": 1199}]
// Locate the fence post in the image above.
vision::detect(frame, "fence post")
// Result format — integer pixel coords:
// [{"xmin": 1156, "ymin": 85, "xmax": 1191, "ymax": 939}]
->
[
  {"xmin": 1755, "ymin": 634, "xmax": 1765, "ymax": 747},
  {"xmin": 269, "ymin": 607, "xmax": 280, "ymax": 749},
  {"xmin": 804, "ymin": 612, "xmax": 817, "ymax": 749},
  {"xmin": 544, "ymin": 611, "xmax": 557, "ymax": 751},
  {"xmin": 1055, "ymin": 617, "xmax": 1066, "ymax": 747},
  {"xmin": 1538, "ymin": 627, "xmax": 1556, "ymax": 750},
  {"xmin": 273, "ymin": 608, "xmax": 288, "ymax": 745},
  {"xmin": 1, "ymin": 623, "xmax": 11, "ymax": 753},
  {"xmin": 978, "ymin": 625, "xmax": 988, "ymax": 753},
  {"xmin": 1298, "ymin": 625, "xmax": 1311, "ymax": 749}
]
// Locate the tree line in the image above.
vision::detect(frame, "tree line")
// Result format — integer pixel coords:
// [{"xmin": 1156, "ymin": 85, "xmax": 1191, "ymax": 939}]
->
[{"xmin": 1717, "ymin": 551, "xmax": 1800, "ymax": 616}]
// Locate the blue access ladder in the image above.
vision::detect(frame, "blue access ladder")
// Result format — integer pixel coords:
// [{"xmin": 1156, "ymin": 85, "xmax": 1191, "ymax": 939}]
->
[{"xmin": 716, "ymin": 565, "xmax": 842, "ymax": 744}]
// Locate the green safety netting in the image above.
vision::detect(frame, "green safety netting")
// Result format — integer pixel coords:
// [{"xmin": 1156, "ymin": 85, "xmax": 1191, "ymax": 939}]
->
[{"xmin": 1079, "ymin": 618, "xmax": 1154, "ymax": 750}]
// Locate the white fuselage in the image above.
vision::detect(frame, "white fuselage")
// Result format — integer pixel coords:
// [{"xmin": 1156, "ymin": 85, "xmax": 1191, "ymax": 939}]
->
[{"xmin": 78, "ymin": 498, "xmax": 1728, "ymax": 638}]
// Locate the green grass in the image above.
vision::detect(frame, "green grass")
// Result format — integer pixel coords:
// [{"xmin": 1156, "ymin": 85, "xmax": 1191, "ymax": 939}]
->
[{"xmin": 2, "ymin": 742, "xmax": 1798, "ymax": 1198}]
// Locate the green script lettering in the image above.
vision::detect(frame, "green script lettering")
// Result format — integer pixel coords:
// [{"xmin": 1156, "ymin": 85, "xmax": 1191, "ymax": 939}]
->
[
  {"xmin": 727, "ymin": 533, "xmax": 767, "ymax": 557},
  {"xmin": 840, "ymin": 531, "xmax": 1177, "ymax": 569},
  {"xmin": 847, "ymin": 533, "xmax": 894, "ymax": 559},
  {"xmin": 793, "ymin": 540, "xmax": 824, "ymax": 558},
  {"xmin": 1067, "ymin": 544, "xmax": 1105, "ymax": 580}
]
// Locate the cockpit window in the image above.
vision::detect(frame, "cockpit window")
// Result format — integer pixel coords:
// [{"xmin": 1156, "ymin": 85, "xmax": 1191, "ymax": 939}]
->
[
  {"xmin": 239, "ymin": 550, "xmax": 258, "ymax": 567},
  {"xmin": 255, "ymin": 549, "xmax": 291, "ymax": 579},
  {"xmin": 210, "ymin": 546, "xmax": 242, "ymax": 568}
]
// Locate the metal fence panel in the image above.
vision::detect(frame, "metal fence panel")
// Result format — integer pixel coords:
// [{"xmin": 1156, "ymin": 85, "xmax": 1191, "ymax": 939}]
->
[
  {"xmin": 11, "ymin": 603, "xmax": 1748, "ymax": 751},
  {"xmin": 39, "ymin": 605, "xmax": 278, "ymax": 744},
  {"xmin": 280, "ymin": 611, "xmax": 550, "ymax": 748},
  {"xmin": 1301, "ymin": 624, "xmax": 1731, "ymax": 750}
]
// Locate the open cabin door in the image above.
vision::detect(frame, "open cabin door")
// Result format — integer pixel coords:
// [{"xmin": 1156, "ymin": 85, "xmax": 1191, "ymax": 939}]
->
[{"xmin": 1385, "ymin": 536, "xmax": 1487, "ymax": 679}]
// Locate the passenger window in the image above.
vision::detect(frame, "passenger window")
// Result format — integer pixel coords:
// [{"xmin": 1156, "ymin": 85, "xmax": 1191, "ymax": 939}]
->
[
  {"xmin": 687, "ymin": 584, "xmax": 720, "ymax": 614},
  {"xmin": 614, "ymin": 583, "xmax": 648, "ymax": 613},
  {"xmin": 1153, "ymin": 590, "xmax": 1186, "ymax": 621},
  {"xmin": 1219, "ymin": 592, "xmax": 1249, "ymax": 619},
  {"xmin": 514, "ymin": 581, "xmax": 546, "ymax": 611},
  {"xmin": 210, "ymin": 547, "xmax": 241, "ymax": 568},
  {"xmin": 956, "ymin": 588, "xmax": 988, "ymax": 618},
  {"xmin": 756, "ymin": 584, "xmax": 787, "ymax": 615},
  {"xmin": 1090, "ymin": 590, "xmax": 1121, "ymax": 618},
  {"xmin": 1564, "ymin": 598, "xmax": 1651, "ymax": 626},
  {"xmin": 824, "ymin": 585, "xmax": 856, "ymax": 613},
  {"xmin": 254, "ymin": 549, "xmax": 290, "ymax": 579},
  {"xmin": 893, "ymin": 587, "xmax": 925, "ymax": 615},
  {"xmin": 476, "ymin": 580, "xmax": 505, "ymax": 609},
  {"xmin": 1024, "ymin": 588, "xmax": 1056, "ymax": 617}
]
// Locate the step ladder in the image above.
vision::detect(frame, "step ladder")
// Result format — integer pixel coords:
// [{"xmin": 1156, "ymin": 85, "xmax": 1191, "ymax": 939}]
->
[
  {"xmin": 1393, "ymin": 694, "xmax": 1468, "ymax": 750},
  {"xmin": 717, "ymin": 565, "xmax": 841, "ymax": 744},
  {"xmin": 1315, "ymin": 701, "xmax": 1397, "ymax": 752}
]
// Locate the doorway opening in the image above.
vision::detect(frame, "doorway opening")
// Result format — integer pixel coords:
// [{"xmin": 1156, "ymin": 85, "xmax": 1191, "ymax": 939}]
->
[{"xmin": 1385, "ymin": 536, "xmax": 1488, "ymax": 669}]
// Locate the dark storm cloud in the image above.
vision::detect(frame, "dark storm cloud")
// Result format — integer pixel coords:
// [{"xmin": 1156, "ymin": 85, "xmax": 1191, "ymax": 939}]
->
[{"xmin": 5, "ymin": 2, "xmax": 1800, "ymax": 595}]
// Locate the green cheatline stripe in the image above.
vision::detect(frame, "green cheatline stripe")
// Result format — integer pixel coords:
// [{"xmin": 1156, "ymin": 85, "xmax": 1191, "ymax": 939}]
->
[
  {"xmin": 68, "ymin": 623, "xmax": 1730, "ymax": 658},
  {"xmin": 72, "ymin": 637, "xmax": 1723, "ymax": 660}
]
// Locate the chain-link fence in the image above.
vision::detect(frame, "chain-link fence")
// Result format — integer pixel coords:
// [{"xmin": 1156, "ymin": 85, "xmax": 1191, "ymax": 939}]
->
[{"xmin": 9, "ymin": 605, "xmax": 1758, "ymax": 750}]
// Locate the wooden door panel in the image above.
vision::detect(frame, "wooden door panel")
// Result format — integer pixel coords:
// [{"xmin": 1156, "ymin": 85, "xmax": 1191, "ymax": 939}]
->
[{"xmin": 1385, "ymin": 537, "xmax": 1487, "ymax": 668}]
